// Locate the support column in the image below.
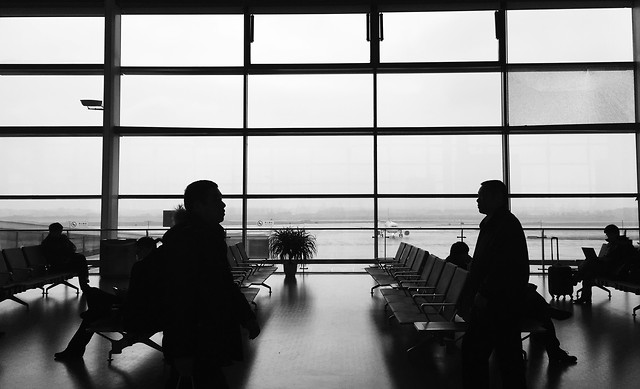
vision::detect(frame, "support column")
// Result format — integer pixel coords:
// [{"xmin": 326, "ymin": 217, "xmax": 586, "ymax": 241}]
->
[
  {"xmin": 634, "ymin": 2, "xmax": 640, "ymax": 226},
  {"xmin": 101, "ymin": 0, "xmax": 121, "ymax": 240}
]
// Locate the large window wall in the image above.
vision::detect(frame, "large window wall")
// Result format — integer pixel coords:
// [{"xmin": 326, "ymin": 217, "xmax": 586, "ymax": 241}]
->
[{"xmin": 1, "ymin": 1, "xmax": 639, "ymax": 263}]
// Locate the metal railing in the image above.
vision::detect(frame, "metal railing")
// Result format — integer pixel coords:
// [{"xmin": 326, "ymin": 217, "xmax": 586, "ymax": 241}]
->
[{"xmin": 1, "ymin": 225, "xmax": 636, "ymax": 274}]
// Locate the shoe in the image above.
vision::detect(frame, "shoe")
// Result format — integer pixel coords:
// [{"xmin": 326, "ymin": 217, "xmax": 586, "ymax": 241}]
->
[
  {"xmin": 573, "ymin": 296, "xmax": 591, "ymax": 305},
  {"xmin": 548, "ymin": 349, "xmax": 578, "ymax": 366},
  {"xmin": 549, "ymin": 307, "xmax": 572, "ymax": 320},
  {"xmin": 54, "ymin": 349, "xmax": 84, "ymax": 361}
]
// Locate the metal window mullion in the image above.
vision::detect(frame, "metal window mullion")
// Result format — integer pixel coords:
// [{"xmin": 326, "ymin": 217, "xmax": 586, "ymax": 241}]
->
[{"xmin": 101, "ymin": 0, "xmax": 121, "ymax": 240}]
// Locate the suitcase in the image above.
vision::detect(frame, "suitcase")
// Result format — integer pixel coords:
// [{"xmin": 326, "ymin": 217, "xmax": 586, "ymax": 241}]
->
[{"xmin": 547, "ymin": 237, "xmax": 574, "ymax": 300}]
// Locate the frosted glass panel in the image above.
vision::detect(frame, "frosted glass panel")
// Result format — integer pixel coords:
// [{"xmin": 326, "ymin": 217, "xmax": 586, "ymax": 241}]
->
[{"xmin": 508, "ymin": 70, "xmax": 634, "ymax": 125}]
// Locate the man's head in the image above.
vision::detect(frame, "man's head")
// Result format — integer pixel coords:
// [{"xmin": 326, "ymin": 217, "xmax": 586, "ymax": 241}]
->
[
  {"xmin": 450, "ymin": 241, "xmax": 470, "ymax": 257},
  {"xmin": 477, "ymin": 180, "xmax": 508, "ymax": 215},
  {"xmin": 48, "ymin": 222, "xmax": 64, "ymax": 236},
  {"xmin": 184, "ymin": 180, "xmax": 226, "ymax": 224},
  {"xmin": 136, "ymin": 236, "xmax": 157, "ymax": 260},
  {"xmin": 604, "ymin": 224, "xmax": 621, "ymax": 242}
]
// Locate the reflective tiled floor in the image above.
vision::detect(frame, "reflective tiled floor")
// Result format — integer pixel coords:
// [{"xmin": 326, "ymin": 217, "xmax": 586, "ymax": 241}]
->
[{"xmin": 1, "ymin": 273, "xmax": 640, "ymax": 389}]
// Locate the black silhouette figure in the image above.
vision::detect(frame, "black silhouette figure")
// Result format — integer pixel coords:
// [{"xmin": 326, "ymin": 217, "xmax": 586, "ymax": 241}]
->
[
  {"xmin": 458, "ymin": 180, "xmax": 530, "ymax": 389},
  {"xmin": 41, "ymin": 222, "xmax": 89, "ymax": 291},
  {"xmin": 161, "ymin": 180, "xmax": 260, "ymax": 389},
  {"xmin": 447, "ymin": 241, "xmax": 576, "ymax": 366},
  {"xmin": 573, "ymin": 224, "xmax": 637, "ymax": 304},
  {"xmin": 53, "ymin": 236, "xmax": 158, "ymax": 361}
]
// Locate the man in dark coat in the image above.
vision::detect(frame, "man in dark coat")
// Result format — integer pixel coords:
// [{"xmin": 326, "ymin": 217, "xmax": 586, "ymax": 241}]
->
[
  {"xmin": 459, "ymin": 180, "xmax": 530, "ymax": 389},
  {"xmin": 161, "ymin": 180, "xmax": 260, "ymax": 389},
  {"xmin": 41, "ymin": 222, "xmax": 89, "ymax": 291}
]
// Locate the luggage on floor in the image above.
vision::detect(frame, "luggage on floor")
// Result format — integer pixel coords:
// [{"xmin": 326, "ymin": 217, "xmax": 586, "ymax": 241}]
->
[{"xmin": 548, "ymin": 237, "xmax": 573, "ymax": 300}]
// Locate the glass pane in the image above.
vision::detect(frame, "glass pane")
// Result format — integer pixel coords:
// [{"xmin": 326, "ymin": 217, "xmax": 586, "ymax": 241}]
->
[
  {"xmin": 119, "ymin": 198, "xmax": 242, "ymax": 228},
  {"xmin": 508, "ymin": 9, "xmax": 633, "ymax": 63},
  {"xmin": 121, "ymin": 15, "xmax": 244, "ymax": 66},
  {"xmin": 510, "ymin": 134, "xmax": 637, "ymax": 194},
  {"xmin": 378, "ymin": 135, "xmax": 502, "ymax": 194},
  {"xmin": 377, "ymin": 198, "xmax": 484, "ymax": 259},
  {"xmin": 377, "ymin": 73, "xmax": 502, "ymax": 127},
  {"xmin": 120, "ymin": 75, "xmax": 243, "ymax": 127},
  {"xmin": 380, "ymin": 11, "xmax": 498, "ymax": 62},
  {"xmin": 0, "ymin": 137, "xmax": 102, "ymax": 195},
  {"xmin": 0, "ymin": 76, "xmax": 103, "ymax": 126},
  {"xmin": 0, "ymin": 200, "xmax": 101, "ymax": 227},
  {"xmin": 247, "ymin": 198, "xmax": 374, "ymax": 260},
  {"xmin": 511, "ymin": 197, "xmax": 638, "ymax": 261},
  {"xmin": 0, "ymin": 200, "xmax": 101, "ymax": 251},
  {"xmin": 248, "ymin": 136, "xmax": 373, "ymax": 194},
  {"xmin": 508, "ymin": 70, "xmax": 634, "ymax": 126},
  {"xmin": 511, "ymin": 197, "xmax": 638, "ymax": 227},
  {"xmin": 248, "ymin": 74, "xmax": 373, "ymax": 128},
  {"xmin": 119, "ymin": 137, "xmax": 243, "ymax": 195},
  {"xmin": 251, "ymin": 14, "xmax": 369, "ymax": 64},
  {"xmin": 0, "ymin": 17, "xmax": 104, "ymax": 64}
]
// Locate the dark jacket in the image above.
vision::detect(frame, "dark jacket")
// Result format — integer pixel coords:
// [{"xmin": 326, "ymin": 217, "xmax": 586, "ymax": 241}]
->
[
  {"xmin": 459, "ymin": 208, "xmax": 530, "ymax": 317},
  {"xmin": 160, "ymin": 214, "xmax": 255, "ymax": 364},
  {"xmin": 41, "ymin": 234, "xmax": 77, "ymax": 266},
  {"xmin": 601, "ymin": 236, "xmax": 637, "ymax": 277}
]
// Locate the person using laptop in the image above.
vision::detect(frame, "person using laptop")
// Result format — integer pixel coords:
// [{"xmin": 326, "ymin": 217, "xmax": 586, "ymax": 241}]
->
[{"xmin": 573, "ymin": 224, "xmax": 637, "ymax": 304}]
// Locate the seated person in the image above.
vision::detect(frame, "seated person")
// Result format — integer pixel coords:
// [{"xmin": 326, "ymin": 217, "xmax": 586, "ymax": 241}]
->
[
  {"xmin": 573, "ymin": 224, "xmax": 637, "ymax": 305},
  {"xmin": 449, "ymin": 242, "xmax": 577, "ymax": 366},
  {"xmin": 445, "ymin": 241, "xmax": 472, "ymax": 269},
  {"xmin": 41, "ymin": 222, "xmax": 89, "ymax": 291},
  {"xmin": 54, "ymin": 236, "xmax": 158, "ymax": 361}
]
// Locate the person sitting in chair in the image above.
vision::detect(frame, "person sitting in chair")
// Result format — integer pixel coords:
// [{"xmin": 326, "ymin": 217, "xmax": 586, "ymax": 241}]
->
[
  {"xmin": 41, "ymin": 222, "xmax": 90, "ymax": 291},
  {"xmin": 573, "ymin": 224, "xmax": 637, "ymax": 305},
  {"xmin": 53, "ymin": 236, "xmax": 158, "ymax": 361}
]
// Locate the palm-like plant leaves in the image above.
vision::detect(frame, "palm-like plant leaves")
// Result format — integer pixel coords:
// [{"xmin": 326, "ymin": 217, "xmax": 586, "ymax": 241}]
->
[{"xmin": 268, "ymin": 227, "xmax": 317, "ymax": 262}]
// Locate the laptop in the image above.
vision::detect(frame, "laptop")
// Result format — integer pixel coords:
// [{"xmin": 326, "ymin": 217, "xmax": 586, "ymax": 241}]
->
[{"xmin": 582, "ymin": 247, "xmax": 599, "ymax": 261}]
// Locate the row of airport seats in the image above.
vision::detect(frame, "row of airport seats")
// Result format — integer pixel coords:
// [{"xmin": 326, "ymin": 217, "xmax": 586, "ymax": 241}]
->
[
  {"xmin": 367, "ymin": 242, "xmax": 545, "ymax": 354},
  {"xmin": 0, "ymin": 245, "xmax": 79, "ymax": 308},
  {"xmin": 88, "ymin": 241, "xmax": 271, "ymax": 363}
]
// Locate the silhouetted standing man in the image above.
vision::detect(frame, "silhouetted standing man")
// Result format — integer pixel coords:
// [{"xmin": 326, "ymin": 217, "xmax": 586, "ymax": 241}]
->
[
  {"xmin": 161, "ymin": 180, "xmax": 260, "ymax": 389},
  {"xmin": 460, "ymin": 180, "xmax": 529, "ymax": 389}
]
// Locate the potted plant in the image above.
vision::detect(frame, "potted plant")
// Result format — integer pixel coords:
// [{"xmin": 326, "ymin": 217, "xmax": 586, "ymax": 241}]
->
[{"xmin": 268, "ymin": 227, "xmax": 317, "ymax": 277}]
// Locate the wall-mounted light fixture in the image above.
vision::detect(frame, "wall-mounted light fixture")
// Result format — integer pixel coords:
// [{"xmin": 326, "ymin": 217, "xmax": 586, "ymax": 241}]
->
[{"xmin": 80, "ymin": 99, "xmax": 103, "ymax": 110}]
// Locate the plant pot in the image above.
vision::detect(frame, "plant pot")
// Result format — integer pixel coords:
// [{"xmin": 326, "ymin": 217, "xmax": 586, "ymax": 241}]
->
[{"xmin": 283, "ymin": 262, "xmax": 298, "ymax": 277}]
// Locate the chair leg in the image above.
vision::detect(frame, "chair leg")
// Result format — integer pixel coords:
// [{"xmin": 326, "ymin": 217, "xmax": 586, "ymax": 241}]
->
[
  {"xmin": 596, "ymin": 285, "xmax": 612, "ymax": 299},
  {"xmin": 7, "ymin": 295, "xmax": 29, "ymax": 308},
  {"xmin": 371, "ymin": 284, "xmax": 380, "ymax": 295},
  {"xmin": 261, "ymin": 282, "xmax": 272, "ymax": 294},
  {"xmin": 633, "ymin": 304, "xmax": 639, "ymax": 317}
]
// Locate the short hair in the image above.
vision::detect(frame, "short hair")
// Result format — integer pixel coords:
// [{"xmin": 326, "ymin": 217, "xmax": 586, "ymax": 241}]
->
[
  {"xmin": 450, "ymin": 241, "xmax": 470, "ymax": 256},
  {"xmin": 184, "ymin": 180, "xmax": 219, "ymax": 212},
  {"xmin": 604, "ymin": 224, "xmax": 620, "ymax": 235},
  {"xmin": 136, "ymin": 236, "xmax": 157, "ymax": 250},
  {"xmin": 480, "ymin": 180, "xmax": 508, "ymax": 207},
  {"xmin": 48, "ymin": 222, "xmax": 63, "ymax": 233}
]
